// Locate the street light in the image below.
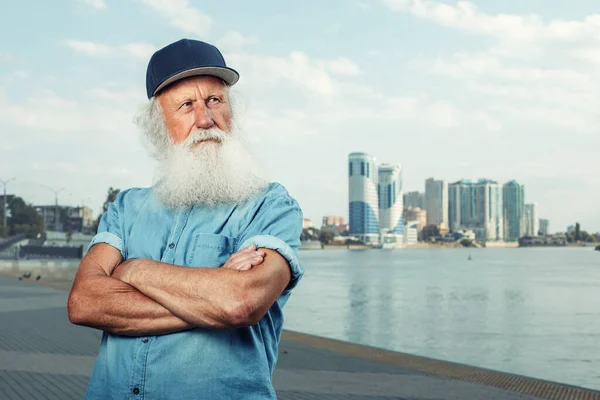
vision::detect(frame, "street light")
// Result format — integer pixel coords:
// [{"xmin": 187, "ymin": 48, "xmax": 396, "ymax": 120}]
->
[
  {"xmin": 0, "ymin": 178, "xmax": 15, "ymax": 235},
  {"xmin": 40, "ymin": 185, "xmax": 65, "ymax": 232}
]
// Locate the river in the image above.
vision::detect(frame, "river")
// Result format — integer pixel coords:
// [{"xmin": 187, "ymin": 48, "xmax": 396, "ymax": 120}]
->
[{"xmin": 284, "ymin": 247, "xmax": 600, "ymax": 390}]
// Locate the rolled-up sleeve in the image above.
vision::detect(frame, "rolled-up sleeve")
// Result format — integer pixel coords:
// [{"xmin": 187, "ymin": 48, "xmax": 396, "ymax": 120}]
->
[
  {"xmin": 87, "ymin": 191, "xmax": 126, "ymax": 258},
  {"xmin": 238, "ymin": 192, "xmax": 304, "ymax": 294}
]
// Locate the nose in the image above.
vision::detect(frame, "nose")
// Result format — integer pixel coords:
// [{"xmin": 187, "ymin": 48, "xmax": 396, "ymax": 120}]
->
[{"xmin": 194, "ymin": 104, "xmax": 215, "ymax": 129}]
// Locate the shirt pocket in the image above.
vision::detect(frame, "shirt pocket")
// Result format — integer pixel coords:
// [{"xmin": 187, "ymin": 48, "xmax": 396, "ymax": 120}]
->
[{"xmin": 186, "ymin": 233, "xmax": 237, "ymax": 267}]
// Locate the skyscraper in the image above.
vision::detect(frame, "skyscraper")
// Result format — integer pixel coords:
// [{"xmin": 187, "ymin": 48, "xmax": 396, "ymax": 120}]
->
[
  {"xmin": 448, "ymin": 179, "xmax": 478, "ymax": 232},
  {"xmin": 524, "ymin": 203, "xmax": 539, "ymax": 236},
  {"xmin": 448, "ymin": 179, "xmax": 504, "ymax": 241},
  {"xmin": 425, "ymin": 178, "xmax": 449, "ymax": 230},
  {"xmin": 348, "ymin": 153, "xmax": 380, "ymax": 244},
  {"xmin": 403, "ymin": 191, "xmax": 424, "ymax": 209},
  {"xmin": 503, "ymin": 180, "xmax": 525, "ymax": 242},
  {"xmin": 474, "ymin": 179, "xmax": 504, "ymax": 241},
  {"xmin": 539, "ymin": 219, "xmax": 550, "ymax": 236},
  {"xmin": 378, "ymin": 164, "xmax": 404, "ymax": 240}
]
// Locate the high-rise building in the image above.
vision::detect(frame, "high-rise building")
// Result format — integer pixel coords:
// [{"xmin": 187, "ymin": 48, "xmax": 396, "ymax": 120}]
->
[
  {"xmin": 503, "ymin": 180, "xmax": 525, "ymax": 242},
  {"xmin": 404, "ymin": 206, "xmax": 427, "ymax": 237},
  {"xmin": 448, "ymin": 180, "xmax": 478, "ymax": 232},
  {"xmin": 474, "ymin": 179, "xmax": 504, "ymax": 241},
  {"xmin": 322, "ymin": 216, "xmax": 345, "ymax": 227},
  {"xmin": 425, "ymin": 178, "xmax": 449, "ymax": 230},
  {"xmin": 403, "ymin": 191, "xmax": 424, "ymax": 209},
  {"xmin": 539, "ymin": 219, "xmax": 550, "ymax": 236},
  {"xmin": 448, "ymin": 179, "xmax": 504, "ymax": 241},
  {"xmin": 524, "ymin": 203, "xmax": 539, "ymax": 236},
  {"xmin": 378, "ymin": 164, "xmax": 404, "ymax": 240},
  {"xmin": 348, "ymin": 152, "xmax": 380, "ymax": 244}
]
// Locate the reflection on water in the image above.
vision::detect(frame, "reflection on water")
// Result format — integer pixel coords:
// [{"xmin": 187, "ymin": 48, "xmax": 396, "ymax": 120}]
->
[{"xmin": 284, "ymin": 248, "xmax": 600, "ymax": 390}]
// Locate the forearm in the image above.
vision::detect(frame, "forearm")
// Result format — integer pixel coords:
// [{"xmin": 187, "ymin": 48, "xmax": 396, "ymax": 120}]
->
[
  {"xmin": 121, "ymin": 251, "xmax": 290, "ymax": 329},
  {"xmin": 68, "ymin": 273, "xmax": 193, "ymax": 336},
  {"xmin": 121, "ymin": 259, "xmax": 250, "ymax": 329}
]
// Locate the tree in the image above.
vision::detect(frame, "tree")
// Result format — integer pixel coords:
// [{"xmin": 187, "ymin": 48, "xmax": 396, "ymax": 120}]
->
[
  {"xmin": 7, "ymin": 197, "xmax": 44, "ymax": 238},
  {"xmin": 575, "ymin": 222, "xmax": 581, "ymax": 241},
  {"xmin": 102, "ymin": 187, "xmax": 121, "ymax": 213},
  {"xmin": 318, "ymin": 230, "xmax": 334, "ymax": 245},
  {"xmin": 93, "ymin": 187, "xmax": 121, "ymax": 233}
]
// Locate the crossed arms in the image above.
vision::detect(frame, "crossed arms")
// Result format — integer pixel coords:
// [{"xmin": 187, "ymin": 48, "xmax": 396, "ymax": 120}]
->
[{"xmin": 67, "ymin": 243, "xmax": 291, "ymax": 336}]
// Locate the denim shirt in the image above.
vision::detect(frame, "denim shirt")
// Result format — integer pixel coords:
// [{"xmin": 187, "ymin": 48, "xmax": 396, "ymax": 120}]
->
[{"xmin": 84, "ymin": 182, "xmax": 304, "ymax": 400}]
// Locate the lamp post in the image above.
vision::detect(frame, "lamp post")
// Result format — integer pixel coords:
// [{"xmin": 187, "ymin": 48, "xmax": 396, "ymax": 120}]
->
[
  {"xmin": 41, "ymin": 185, "xmax": 65, "ymax": 232},
  {"xmin": 0, "ymin": 178, "xmax": 15, "ymax": 235}
]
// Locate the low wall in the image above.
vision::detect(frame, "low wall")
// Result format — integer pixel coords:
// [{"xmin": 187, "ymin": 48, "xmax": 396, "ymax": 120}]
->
[{"xmin": 0, "ymin": 259, "xmax": 80, "ymax": 285}]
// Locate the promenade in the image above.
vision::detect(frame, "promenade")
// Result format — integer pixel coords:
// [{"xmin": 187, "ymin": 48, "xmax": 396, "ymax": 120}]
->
[{"xmin": 0, "ymin": 274, "xmax": 598, "ymax": 400}]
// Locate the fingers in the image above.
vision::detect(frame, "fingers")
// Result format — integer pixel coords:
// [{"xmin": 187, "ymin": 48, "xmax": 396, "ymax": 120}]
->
[{"xmin": 222, "ymin": 246, "xmax": 266, "ymax": 270}]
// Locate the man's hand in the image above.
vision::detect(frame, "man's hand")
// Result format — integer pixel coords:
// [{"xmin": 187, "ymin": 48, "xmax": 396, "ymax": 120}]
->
[{"xmin": 222, "ymin": 245, "xmax": 265, "ymax": 271}]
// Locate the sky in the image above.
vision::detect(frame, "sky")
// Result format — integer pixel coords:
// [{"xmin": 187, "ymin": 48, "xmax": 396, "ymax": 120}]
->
[{"xmin": 1, "ymin": 0, "xmax": 599, "ymax": 233}]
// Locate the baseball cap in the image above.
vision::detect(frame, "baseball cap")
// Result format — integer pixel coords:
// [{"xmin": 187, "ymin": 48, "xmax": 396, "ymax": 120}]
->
[{"xmin": 145, "ymin": 38, "xmax": 239, "ymax": 99}]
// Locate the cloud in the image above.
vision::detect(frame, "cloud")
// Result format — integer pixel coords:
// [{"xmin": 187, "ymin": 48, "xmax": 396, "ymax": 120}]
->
[
  {"xmin": 217, "ymin": 31, "xmax": 259, "ymax": 50},
  {"xmin": 89, "ymin": 87, "xmax": 145, "ymax": 103},
  {"xmin": 228, "ymin": 51, "xmax": 337, "ymax": 96},
  {"xmin": 0, "ymin": 52, "xmax": 13, "ymax": 63},
  {"xmin": 79, "ymin": 0, "xmax": 107, "ymax": 10},
  {"xmin": 64, "ymin": 40, "xmax": 113, "ymax": 56},
  {"xmin": 355, "ymin": 1, "xmax": 370, "ymax": 9},
  {"xmin": 384, "ymin": 1, "xmax": 600, "ymax": 135},
  {"xmin": 323, "ymin": 57, "xmax": 361, "ymax": 76},
  {"xmin": 64, "ymin": 40, "xmax": 156, "ymax": 61},
  {"xmin": 137, "ymin": 0, "xmax": 211, "ymax": 36},
  {"xmin": 382, "ymin": 0, "xmax": 600, "ymax": 53},
  {"xmin": 121, "ymin": 43, "xmax": 157, "ymax": 61}
]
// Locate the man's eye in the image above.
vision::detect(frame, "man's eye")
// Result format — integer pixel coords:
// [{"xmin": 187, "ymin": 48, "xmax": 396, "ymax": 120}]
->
[
  {"xmin": 207, "ymin": 97, "xmax": 221, "ymax": 105},
  {"xmin": 180, "ymin": 101, "xmax": 193, "ymax": 108}
]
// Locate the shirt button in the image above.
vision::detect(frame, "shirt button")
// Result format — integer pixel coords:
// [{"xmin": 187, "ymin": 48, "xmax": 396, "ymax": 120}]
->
[
  {"xmin": 142, "ymin": 338, "xmax": 148, "ymax": 343},
  {"xmin": 133, "ymin": 387, "xmax": 140, "ymax": 395},
  {"xmin": 168, "ymin": 243, "xmax": 175, "ymax": 249}
]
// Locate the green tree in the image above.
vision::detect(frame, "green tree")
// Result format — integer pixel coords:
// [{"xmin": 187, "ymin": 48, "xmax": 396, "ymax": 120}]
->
[
  {"xmin": 102, "ymin": 187, "xmax": 121, "ymax": 213},
  {"xmin": 581, "ymin": 231, "xmax": 591, "ymax": 243},
  {"xmin": 8, "ymin": 197, "xmax": 44, "ymax": 238},
  {"xmin": 93, "ymin": 187, "xmax": 121, "ymax": 233},
  {"xmin": 318, "ymin": 230, "xmax": 334, "ymax": 245}
]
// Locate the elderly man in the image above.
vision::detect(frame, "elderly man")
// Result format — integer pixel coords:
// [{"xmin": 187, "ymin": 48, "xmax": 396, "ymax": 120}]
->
[{"xmin": 68, "ymin": 38, "xmax": 304, "ymax": 399}]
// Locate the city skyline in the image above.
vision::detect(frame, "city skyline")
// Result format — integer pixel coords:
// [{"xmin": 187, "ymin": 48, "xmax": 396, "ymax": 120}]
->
[
  {"xmin": 1, "ymin": 1, "xmax": 599, "ymax": 232},
  {"xmin": 346, "ymin": 150, "xmax": 558, "ymax": 242}
]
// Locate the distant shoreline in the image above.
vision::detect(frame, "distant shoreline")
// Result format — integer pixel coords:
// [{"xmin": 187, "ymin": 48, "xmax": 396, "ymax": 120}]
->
[{"xmin": 301, "ymin": 242, "xmax": 598, "ymax": 250}]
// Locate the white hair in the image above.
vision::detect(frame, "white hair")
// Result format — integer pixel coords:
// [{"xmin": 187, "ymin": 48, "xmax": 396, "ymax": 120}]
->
[{"xmin": 133, "ymin": 89, "xmax": 267, "ymax": 209}]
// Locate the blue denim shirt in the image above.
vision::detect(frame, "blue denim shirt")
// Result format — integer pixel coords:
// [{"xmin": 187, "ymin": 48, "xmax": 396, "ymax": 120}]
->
[{"xmin": 84, "ymin": 182, "xmax": 304, "ymax": 400}]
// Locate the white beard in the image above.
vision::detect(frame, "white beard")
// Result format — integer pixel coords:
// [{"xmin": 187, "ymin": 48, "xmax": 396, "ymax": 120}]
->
[{"xmin": 153, "ymin": 127, "xmax": 268, "ymax": 209}]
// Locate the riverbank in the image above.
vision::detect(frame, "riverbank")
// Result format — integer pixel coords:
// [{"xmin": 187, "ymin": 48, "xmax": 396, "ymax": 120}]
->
[{"xmin": 1, "ymin": 274, "xmax": 598, "ymax": 399}]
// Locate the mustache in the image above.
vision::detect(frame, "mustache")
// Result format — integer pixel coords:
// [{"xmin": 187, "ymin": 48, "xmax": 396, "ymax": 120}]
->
[{"xmin": 182, "ymin": 129, "xmax": 230, "ymax": 148}]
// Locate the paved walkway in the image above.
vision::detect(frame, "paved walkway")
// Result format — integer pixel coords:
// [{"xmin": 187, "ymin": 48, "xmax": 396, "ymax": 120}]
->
[{"xmin": 0, "ymin": 275, "xmax": 599, "ymax": 399}]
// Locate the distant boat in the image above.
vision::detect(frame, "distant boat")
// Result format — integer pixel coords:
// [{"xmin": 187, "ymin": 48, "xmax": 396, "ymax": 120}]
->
[
  {"xmin": 382, "ymin": 243, "xmax": 395, "ymax": 249},
  {"xmin": 468, "ymin": 255, "xmax": 473, "ymax": 261}
]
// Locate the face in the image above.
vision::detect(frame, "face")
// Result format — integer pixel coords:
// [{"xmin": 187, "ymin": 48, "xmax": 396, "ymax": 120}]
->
[{"xmin": 156, "ymin": 75, "xmax": 232, "ymax": 146}]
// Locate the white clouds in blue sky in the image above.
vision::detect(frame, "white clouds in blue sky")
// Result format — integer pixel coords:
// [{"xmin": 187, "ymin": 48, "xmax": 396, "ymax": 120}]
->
[{"xmin": 1, "ymin": 0, "xmax": 599, "ymax": 231}]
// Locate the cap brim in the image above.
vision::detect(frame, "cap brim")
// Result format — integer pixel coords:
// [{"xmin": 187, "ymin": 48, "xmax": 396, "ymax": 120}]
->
[{"xmin": 153, "ymin": 67, "xmax": 239, "ymax": 96}]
